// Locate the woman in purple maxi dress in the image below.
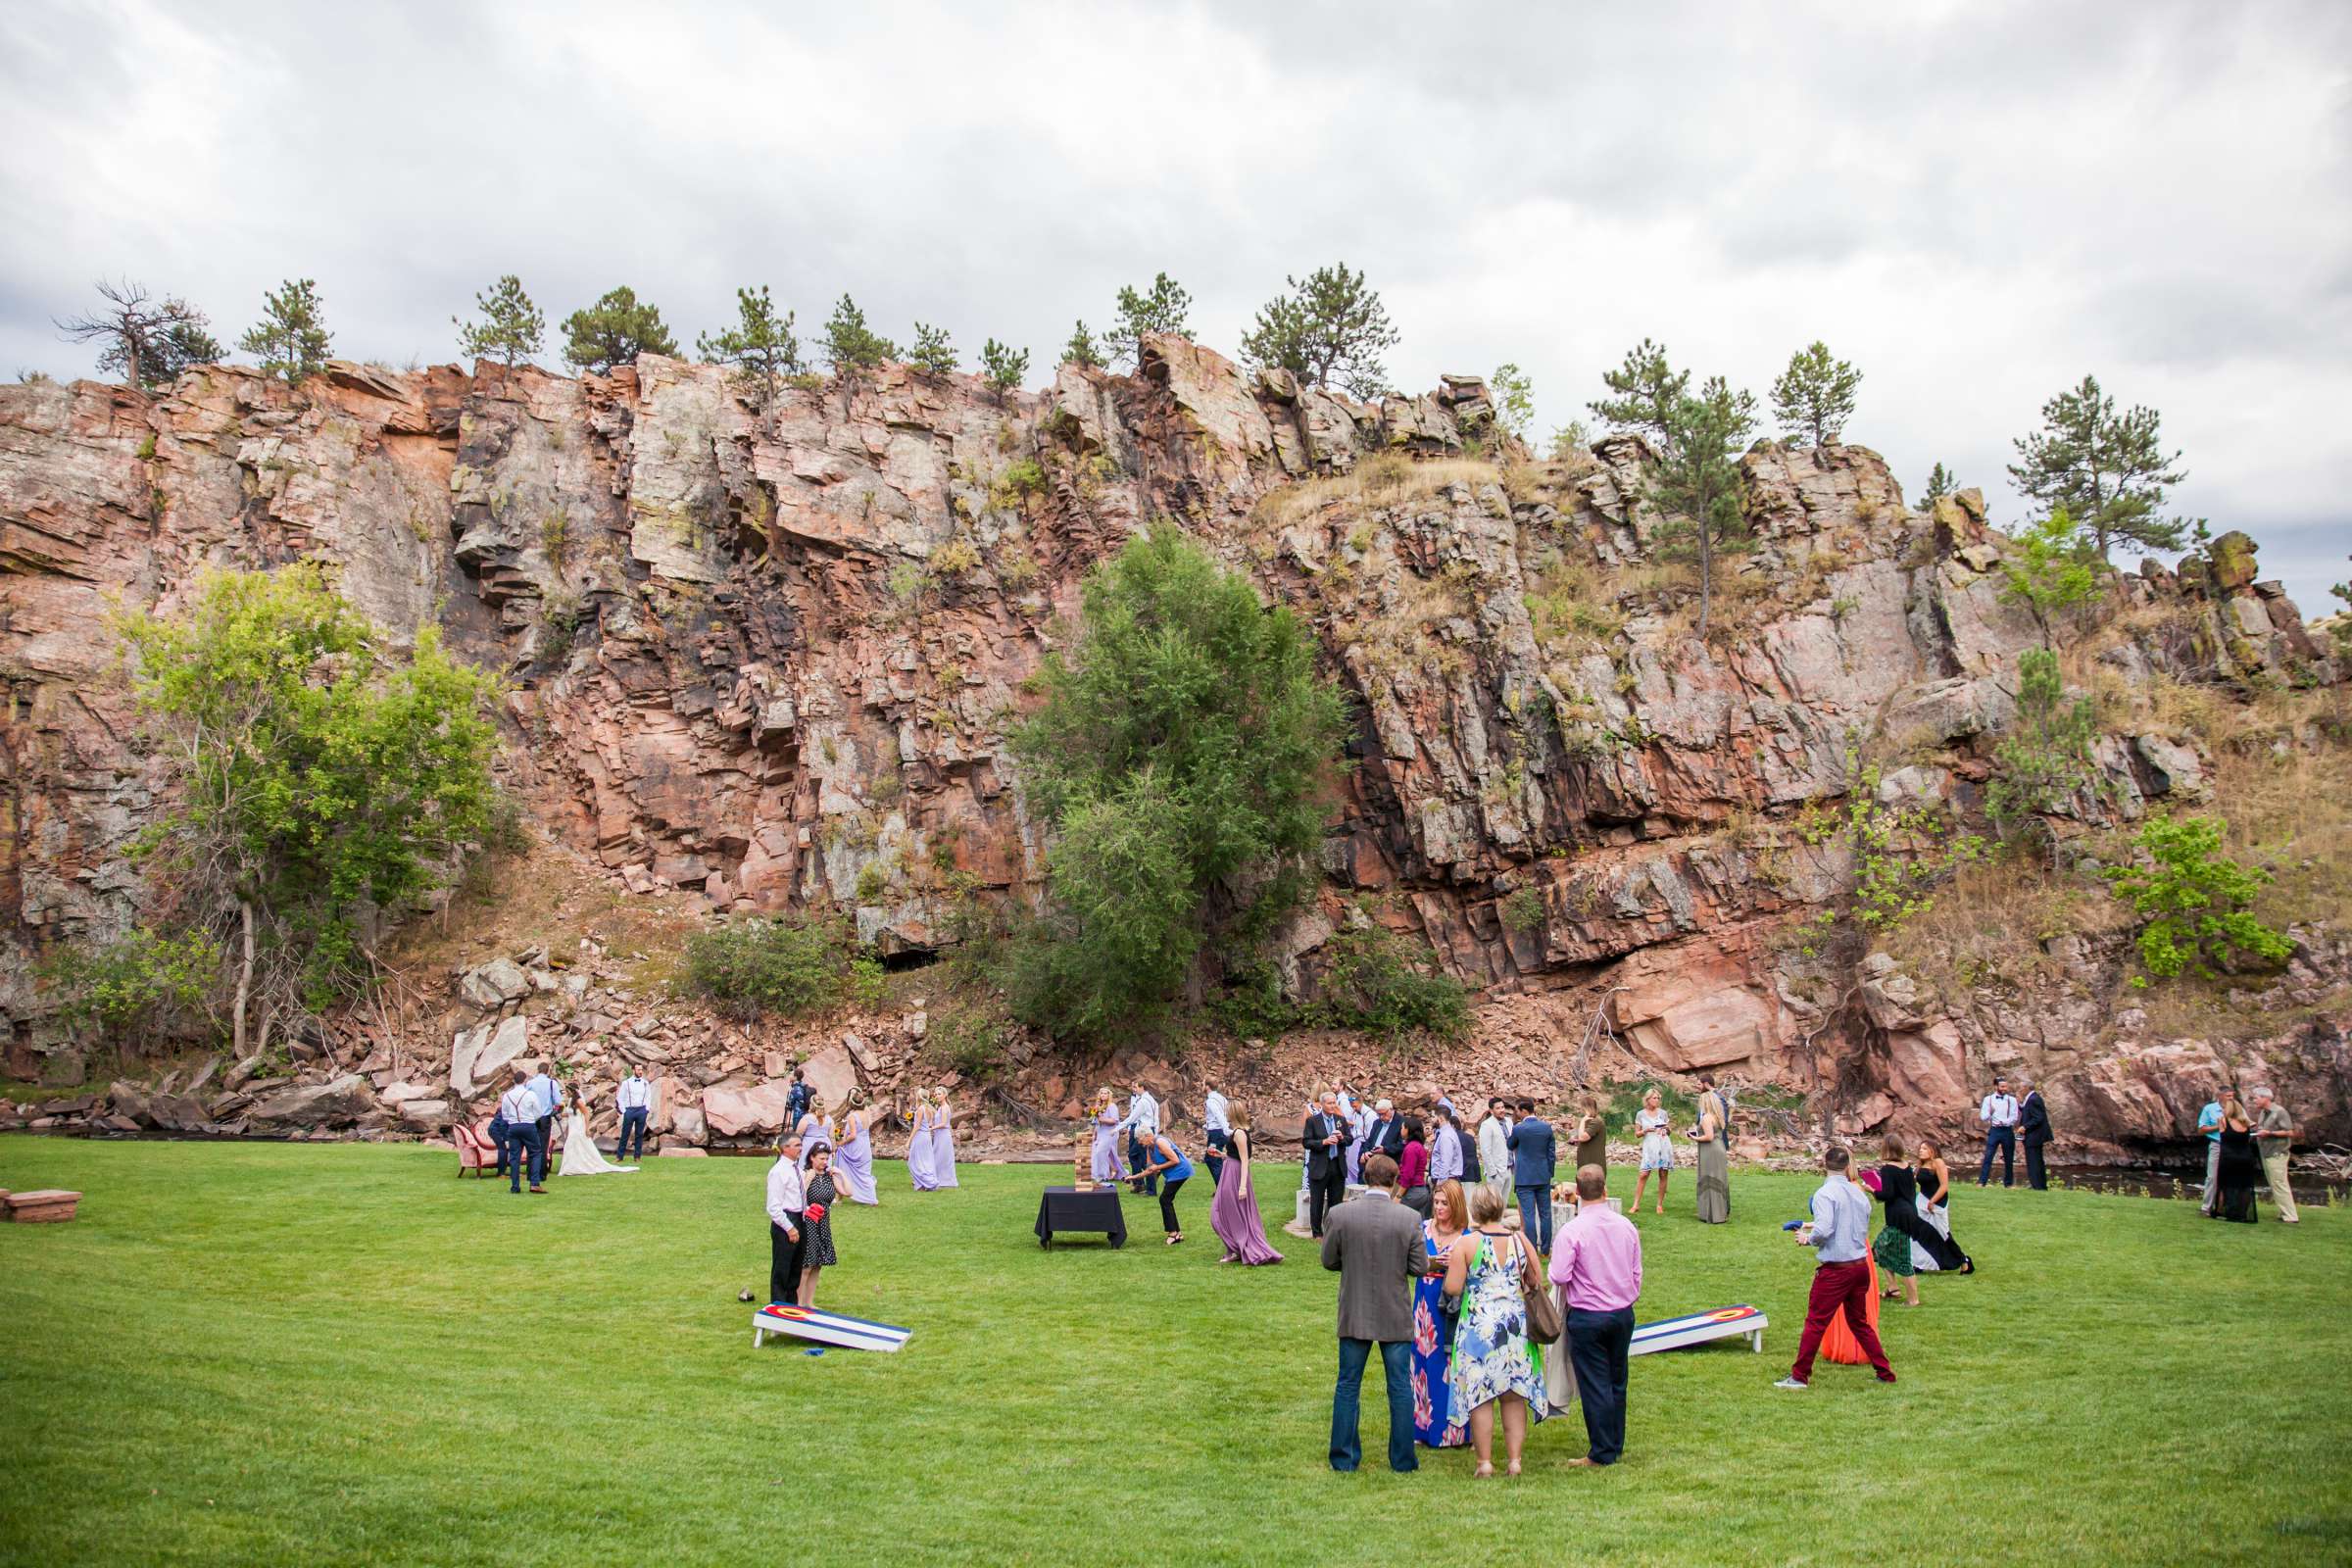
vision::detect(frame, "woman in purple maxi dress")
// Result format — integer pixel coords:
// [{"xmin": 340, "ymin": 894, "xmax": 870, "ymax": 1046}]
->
[
  {"xmin": 795, "ymin": 1111, "xmax": 833, "ymax": 1174},
  {"xmin": 930, "ymin": 1088, "xmax": 959, "ymax": 1188},
  {"xmin": 907, "ymin": 1092, "xmax": 941, "ymax": 1191},
  {"xmin": 834, "ymin": 1106, "xmax": 879, "ymax": 1205},
  {"xmin": 1207, "ymin": 1103, "xmax": 1284, "ymax": 1265},
  {"xmin": 1090, "ymin": 1091, "xmax": 1122, "ymax": 1181}
]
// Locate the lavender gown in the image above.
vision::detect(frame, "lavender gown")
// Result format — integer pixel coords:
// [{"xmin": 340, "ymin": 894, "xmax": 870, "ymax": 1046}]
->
[
  {"xmin": 1091, "ymin": 1104, "xmax": 1121, "ymax": 1180},
  {"xmin": 834, "ymin": 1113, "xmax": 879, "ymax": 1204},
  {"xmin": 1207, "ymin": 1130, "xmax": 1284, "ymax": 1265},
  {"xmin": 795, "ymin": 1113, "xmax": 834, "ymax": 1174},
  {"xmin": 930, "ymin": 1102, "xmax": 959, "ymax": 1188},
  {"xmin": 907, "ymin": 1107, "xmax": 941, "ymax": 1191}
]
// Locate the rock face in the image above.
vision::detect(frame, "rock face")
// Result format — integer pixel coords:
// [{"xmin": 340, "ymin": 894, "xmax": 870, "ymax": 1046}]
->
[{"xmin": 3, "ymin": 337, "xmax": 2345, "ymax": 1151}]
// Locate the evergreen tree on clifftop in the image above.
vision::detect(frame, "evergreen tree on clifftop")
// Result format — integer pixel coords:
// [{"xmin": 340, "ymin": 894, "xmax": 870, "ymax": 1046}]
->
[
  {"xmin": 561, "ymin": 286, "xmax": 678, "ymax": 373},
  {"xmin": 2009, "ymin": 374, "xmax": 2187, "ymax": 559}
]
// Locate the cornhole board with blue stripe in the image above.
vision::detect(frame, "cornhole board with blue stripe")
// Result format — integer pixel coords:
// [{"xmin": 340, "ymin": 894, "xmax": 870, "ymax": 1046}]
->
[
  {"xmin": 1631, "ymin": 1302, "xmax": 1766, "ymax": 1355},
  {"xmin": 752, "ymin": 1302, "xmax": 911, "ymax": 1352}
]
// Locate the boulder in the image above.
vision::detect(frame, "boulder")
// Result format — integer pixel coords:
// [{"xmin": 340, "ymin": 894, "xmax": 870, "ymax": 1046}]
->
[
  {"xmin": 702, "ymin": 1081, "xmax": 792, "ymax": 1138},
  {"xmin": 147, "ymin": 1093, "xmax": 210, "ymax": 1133},
  {"xmin": 245, "ymin": 1073, "xmax": 377, "ymax": 1130},
  {"xmin": 472, "ymin": 1016, "xmax": 532, "ymax": 1088},
  {"xmin": 397, "ymin": 1099, "xmax": 452, "ymax": 1127},
  {"xmin": 4, "ymin": 1189, "xmax": 81, "ymax": 1223},
  {"xmin": 448, "ymin": 1023, "xmax": 491, "ymax": 1096},
  {"xmin": 460, "ymin": 956, "xmax": 532, "ymax": 1009},
  {"xmin": 802, "ymin": 1044, "xmax": 859, "ymax": 1109},
  {"xmin": 668, "ymin": 1105, "xmax": 708, "ymax": 1145}
]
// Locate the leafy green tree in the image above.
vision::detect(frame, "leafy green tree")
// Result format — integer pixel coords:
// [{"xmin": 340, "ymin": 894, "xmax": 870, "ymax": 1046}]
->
[
  {"xmin": 820, "ymin": 294, "xmax": 898, "ymax": 373},
  {"xmin": 1998, "ymin": 508, "xmax": 2103, "ymax": 645},
  {"xmin": 238, "ymin": 277, "xmax": 332, "ymax": 383},
  {"xmin": 1062, "ymin": 319, "xmax": 1105, "ymax": 368},
  {"xmin": 1588, "ymin": 338, "xmax": 1688, "ymax": 451},
  {"xmin": 1546, "ymin": 420, "xmax": 1592, "ymax": 460},
  {"xmin": 40, "ymin": 927, "xmax": 220, "ymax": 1052},
  {"xmin": 1008, "ymin": 526, "xmax": 1348, "ymax": 1037},
  {"xmin": 1770, "ymin": 340, "xmax": 1860, "ymax": 448},
  {"xmin": 454, "ymin": 275, "xmax": 545, "ymax": 376},
  {"xmin": 696, "ymin": 285, "xmax": 803, "ymax": 406},
  {"xmin": 560, "ymin": 285, "xmax": 678, "ymax": 373},
  {"xmin": 1491, "ymin": 362, "xmax": 1534, "ymax": 438},
  {"xmin": 1921, "ymin": 462, "xmax": 1954, "ymax": 507},
  {"xmin": 118, "ymin": 564, "xmax": 500, "ymax": 1055},
  {"xmin": 1986, "ymin": 647, "xmax": 2099, "ymax": 855},
  {"xmin": 1106, "ymin": 272, "xmax": 1193, "ymax": 369},
  {"xmin": 2009, "ymin": 374, "xmax": 2187, "ymax": 558},
  {"xmin": 2105, "ymin": 814, "xmax": 2292, "ymax": 982},
  {"xmin": 909, "ymin": 320, "xmax": 958, "ymax": 375},
  {"xmin": 1238, "ymin": 262, "xmax": 1399, "ymax": 399},
  {"xmin": 684, "ymin": 914, "xmax": 881, "ymax": 1019},
  {"xmin": 1651, "ymin": 375, "xmax": 1757, "ymax": 637},
  {"xmin": 55, "ymin": 278, "xmax": 222, "ymax": 389},
  {"xmin": 978, "ymin": 337, "xmax": 1029, "ymax": 391}
]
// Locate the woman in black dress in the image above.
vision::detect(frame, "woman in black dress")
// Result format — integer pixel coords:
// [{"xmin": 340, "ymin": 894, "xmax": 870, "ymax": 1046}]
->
[
  {"xmin": 1871, "ymin": 1138, "xmax": 1927, "ymax": 1306},
  {"xmin": 797, "ymin": 1144, "xmax": 842, "ymax": 1304},
  {"xmin": 2215, "ymin": 1098, "xmax": 2262, "ymax": 1223},
  {"xmin": 1912, "ymin": 1138, "xmax": 1975, "ymax": 1274}
]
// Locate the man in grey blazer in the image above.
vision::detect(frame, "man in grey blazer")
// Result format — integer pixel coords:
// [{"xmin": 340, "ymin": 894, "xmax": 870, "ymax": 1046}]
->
[{"xmin": 1319, "ymin": 1152, "xmax": 1424, "ymax": 1472}]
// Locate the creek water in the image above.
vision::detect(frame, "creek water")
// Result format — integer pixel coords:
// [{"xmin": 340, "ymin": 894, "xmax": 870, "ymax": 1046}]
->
[{"xmin": 2045, "ymin": 1163, "xmax": 2345, "ymax": 1204}]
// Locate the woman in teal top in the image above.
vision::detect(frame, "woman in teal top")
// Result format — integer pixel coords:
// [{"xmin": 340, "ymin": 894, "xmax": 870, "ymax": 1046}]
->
[{"xmin": 1135, "ymin": 1131, "xmax": 1195, "ymax": 1245}]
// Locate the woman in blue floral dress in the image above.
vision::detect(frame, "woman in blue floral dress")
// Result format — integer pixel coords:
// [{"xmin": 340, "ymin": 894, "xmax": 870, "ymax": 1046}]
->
[
  {"xmin": 1410, "ymin": 1180, "xmax": 1470, "ymax": 1448},
  {"xmin": 1441, "ymin": 1184, "xmax": 1549, "ymax": 1476}
]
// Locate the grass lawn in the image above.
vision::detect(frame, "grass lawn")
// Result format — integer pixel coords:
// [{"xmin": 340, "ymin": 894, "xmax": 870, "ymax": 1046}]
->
[{"xmin": 1, "ymin": 1140, "xmax": 2346, "ymax": 1567}]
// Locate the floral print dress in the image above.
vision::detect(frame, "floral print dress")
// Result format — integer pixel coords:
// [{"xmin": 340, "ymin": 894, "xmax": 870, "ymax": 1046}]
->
[
  {"xmin": 1446, "ymin": 1229, "xmax": 1550, "ymax": 1420},
  {"xmin": 1410, "ymin": 1223, "xmax": 1466, "ymax": 1447}
]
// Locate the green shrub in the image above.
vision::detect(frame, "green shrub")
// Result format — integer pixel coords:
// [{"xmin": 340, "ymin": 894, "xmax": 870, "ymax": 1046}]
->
[
  {"xmin": 930, "ymin": 1008, "xmax": 1009, "ymax": 1080},
  {"xmin": 991, "ymin": 459, "xmax": 1047, "ymax": 510},
  {"xmin": 932, "ymin": 537, "xmax": 980, "ymax": 578},
  {"xmin": 1318, "ymin": 926, "xmax": 1471, "ymax": 1041},
  {"xmin": 2105, "ymin": 814, "xmax": 2292, "ymax": 981},
  {"xmin": 855, "ymin": 863, "xmax": 888, "ymax": 904},
  {"xmin": 1987, "ymin": 647, "xmax": 2099, "ymax": 842},
  {"xmin": 42, "ymin": 928, "xmax": 220, "ymax": 1049},
  {"xmin": 1502, "ymin": 886, "xmax": 1545, "ymax": 935},
  {"xmin": 683, "ymin": 914, "xmax": 877, "ymax": 1019}
]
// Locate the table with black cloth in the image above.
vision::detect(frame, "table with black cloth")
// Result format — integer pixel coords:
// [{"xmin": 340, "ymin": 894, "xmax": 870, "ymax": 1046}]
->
[{"xmin": 1035, "ymin": 1185, "xmax": 1127, "ymax": 1250}]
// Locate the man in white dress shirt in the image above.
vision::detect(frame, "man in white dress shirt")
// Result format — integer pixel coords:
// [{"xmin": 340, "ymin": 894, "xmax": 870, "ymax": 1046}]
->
[
  {"xmin": 1118, "ymin": 1087, "xmax": 1161, "ymax": 1196},
  {"xmin": 1203, "ymin": 1089, "xmax": 1233, "ymax": 1185},
  {"xmin": 1977, "ymin": 1074, "xmax": 2021, "ymax": 1188},
  {"xmin": 766, "ymin": 1133, "xmax": 808, "ymax": 1304},
  {"xmin": 498, "ymin": 1067, "xmax": 547, "ymax": 1195},
  {"xmin": 616, "ymin": 1069, "xmax": 654, "ymax": 1161}
]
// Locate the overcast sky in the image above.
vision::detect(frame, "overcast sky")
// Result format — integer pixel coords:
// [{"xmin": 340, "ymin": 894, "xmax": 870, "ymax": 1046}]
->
[{"xmin": 5, "ymin": 0, "xmax": 2346, "ymax": 612}]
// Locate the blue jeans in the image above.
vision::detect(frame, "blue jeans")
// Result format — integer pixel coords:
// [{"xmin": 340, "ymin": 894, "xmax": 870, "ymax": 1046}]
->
[
  {"xmin": 1979, "ymin": 1127, "xmax": 2015, "ymax": 1187},
  {"xmin": 1331, "ymin": 1337, "xmax": 1416, "ymax": 1472},
  {"xmin": 1516, "ymin": 1184, "xmax": 1553, "ymax": 1252},
  {"xmin": 1565, "ymin": 1305, "xmax": 1635, "ymax": 1464},
  {"xmin": 617, "ymin": 1107, "xmax": 649, "ymax": 1160},
  {"xmin": 504, "ymin": 1122, "xmax": 546, "ymax": 1192}
]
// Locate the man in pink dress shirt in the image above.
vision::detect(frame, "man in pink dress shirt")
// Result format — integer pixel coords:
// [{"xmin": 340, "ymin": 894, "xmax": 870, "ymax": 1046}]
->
[{"xmin": 1547, "ymin": 1164, "xmax": 1643, "ymax": 1466}]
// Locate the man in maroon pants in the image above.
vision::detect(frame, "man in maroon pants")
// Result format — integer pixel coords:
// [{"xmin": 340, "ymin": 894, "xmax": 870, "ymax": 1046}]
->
[{"xmin": 1776, "ymin": 1146, "xmax": 1894, "ymax": 1389}]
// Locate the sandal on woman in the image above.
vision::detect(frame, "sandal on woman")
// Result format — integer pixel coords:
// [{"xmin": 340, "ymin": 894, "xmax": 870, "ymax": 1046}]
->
[
  {"xmin": 1165, "ymin": 1233, "xmax": 1183, "ymax": 1246},
  {"xmin": 1473, "ymin": 1463, "xmax": 1495, "ymax": 1479}
]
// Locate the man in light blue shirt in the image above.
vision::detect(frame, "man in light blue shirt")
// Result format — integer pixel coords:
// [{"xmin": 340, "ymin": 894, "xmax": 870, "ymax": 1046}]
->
[
  {"xmin": 522, "ymin": 1063, "xmax": 561, "ymax": 1187},
  {"xmin": 1777, "ymin": 1148, "xmax": 1894, "ymax": 1389},
  {"xmin": 2196, "ymin": 1093, "xmax": 2225, "ymax": 1215}
]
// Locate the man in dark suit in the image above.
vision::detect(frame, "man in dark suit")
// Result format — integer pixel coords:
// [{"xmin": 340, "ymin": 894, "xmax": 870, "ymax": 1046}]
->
[
  {"xmin": 2019, "ymin": 1079, "xmax": 2053, "ymax": 1190},
  {"xmin": 1320, "ymin": 1153, "xmax": 1423, "ymax": 1473},
  {"xmin": 1508, "ymin": 1098, "xmax": 1558, "ymax": 1251},
  {"xmin": 1302, "ymin": 1092, "xmax": 1349, "ymax": 1237},
  {"xmin": 1363, "ymin": 1099, "xmax": 1404, "ymax": 1163}
]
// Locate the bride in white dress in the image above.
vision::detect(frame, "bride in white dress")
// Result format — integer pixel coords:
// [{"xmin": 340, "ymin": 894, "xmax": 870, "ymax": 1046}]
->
[{"xmin": 557, "ymin": 1088, "xmax": 637, "ymax": 1176}]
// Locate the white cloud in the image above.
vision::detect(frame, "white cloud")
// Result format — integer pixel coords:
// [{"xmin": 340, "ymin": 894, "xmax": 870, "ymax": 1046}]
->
[{"xmin": 3, "ymin": 0, "xmax": 2345, "ymax": 609}]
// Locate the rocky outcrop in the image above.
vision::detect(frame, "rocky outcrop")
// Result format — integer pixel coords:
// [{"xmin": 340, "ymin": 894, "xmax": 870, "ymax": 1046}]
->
[{"xmin": 3, "ymin": 334, "xmax": 2345, "ymax": 1154}]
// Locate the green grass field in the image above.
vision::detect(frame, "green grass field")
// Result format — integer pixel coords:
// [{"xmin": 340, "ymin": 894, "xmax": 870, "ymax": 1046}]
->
[{"xmin": 1, "ymin": 1140, "xmax": 2345, "ymax": 1567}]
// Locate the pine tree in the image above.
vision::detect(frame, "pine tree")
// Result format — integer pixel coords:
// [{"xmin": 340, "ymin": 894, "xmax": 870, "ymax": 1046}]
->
[
  {"xmin": 454, "ymin": 275, "xmax": 545, "ymax": 376},
  {"xmin": 1587, "ymin": 338, "xmax": 1689, "ymax": 453},
  {"xmin": 1491, "ymin": 363, "xmax": 1534, "ymax": 438},
  {"xmin": 1650, "ymin": 375, "xmax": 1757, "ymax": 637},
  {"xmin": 1997, "ymin": 509, "xmax": 2103, "ymax": 646},
  {"xmin": 1769, "ymin": 340, "xmax": 1861, "ymax": 448},
  {"xmin": 696, "ymin": 285, "xmax": 803, "ymax": 407},
  {"xmin": 1238, "ymin": 263, "xmax": 1398, "ymax": 399},
  {"xmin": 908, "ymin": 321, "xmax": 958, "ymax": 375},
  {"xmin": 238, "ymin": 278, "xmax": 332, "ymax": 383},
  {"xmin": 2008, "ymin": 374, "xmax": 2187, "ymax": 559},
  {"xmin": 1106, "ymin": 273, "xmax": 1192, "ymax": 369},
  {"xmin": 560, "ymin": 285, "xmax": 678, "ymax": 373},
  {"xmin": 55, "ymin": 278, "xmax": 221, "ymax": 389},
  {"xmin": 979, "ymin": 338, "xmax": 1029, "ymax": 391},
  {"xmin": 1062, "ymin": 319, "xmax": 1104, "ymax": 369},
  {"xmin": 819, "ymin": 294, "xmax": 897, "ymax": 373},
  {"xmin": 1922, "ymin": 462, "xmax": 1954, "ymax": 506}
]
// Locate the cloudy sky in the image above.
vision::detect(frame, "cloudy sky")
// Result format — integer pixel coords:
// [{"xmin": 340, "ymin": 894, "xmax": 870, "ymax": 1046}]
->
[{"xmin": 5, "ymin": 0, "xmax": 2346, "ymax": 611}]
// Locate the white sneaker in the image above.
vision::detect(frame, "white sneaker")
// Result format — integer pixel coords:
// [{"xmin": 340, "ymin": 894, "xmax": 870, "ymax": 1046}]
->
[{"xmin": 1773, "ymin": 1377, "xmax": 1809, "ymax": 1391}]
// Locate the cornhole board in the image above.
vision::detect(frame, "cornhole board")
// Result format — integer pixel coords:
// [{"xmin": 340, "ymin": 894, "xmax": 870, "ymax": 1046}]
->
[
  {"xmin": 1631, "ymin": 1302, "xmax": 1766, "ymax": 1355},
  {"xmin": 752, "ymin": 1302, "xmax": 911, "ymax": 1352}
]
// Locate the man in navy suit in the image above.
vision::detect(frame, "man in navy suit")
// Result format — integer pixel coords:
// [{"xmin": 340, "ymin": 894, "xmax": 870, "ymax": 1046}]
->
[
  {"xmin": 1507, "ymin": 1098, "xmax": 1558, "ymax": 1250},
  {"xmin": 1362, "ymin": 1100, "xmax": 1404, "ymax": 1164},
  {"xmin": 1302, "ymin": 1092, "xmax": 1350, "ymax": 1237}
]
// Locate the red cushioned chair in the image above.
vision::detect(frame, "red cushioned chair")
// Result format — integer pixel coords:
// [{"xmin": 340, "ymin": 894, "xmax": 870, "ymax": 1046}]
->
[{"xmin": 455, "ymin": 1120, "xmax": 504, "ymax": 1177}]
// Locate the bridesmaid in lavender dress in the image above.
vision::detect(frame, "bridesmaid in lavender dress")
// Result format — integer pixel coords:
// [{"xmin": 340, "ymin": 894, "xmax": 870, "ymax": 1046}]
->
[
  {"xmin": 1206, "ymin": 1100, "xmax": 1284, "ymax": 1265},
  {"xmin": 1090, "ymin": 1090, "xmax": 1122, "ymax": 1182},
  {"xmin": 832, "ymin": 1104, "xmax": 879, "ymax": 1204},
  {"xmin": 795, "ymin": 1110, "xmax": 834, "ymax": 1174},
  {"xmin": 930, "ymin": 1085, "xmax": 960, "ymax": 1188},
  {"xmin": 907, "ymin": 1090, "xmax": 941, "ymax": 1191}
]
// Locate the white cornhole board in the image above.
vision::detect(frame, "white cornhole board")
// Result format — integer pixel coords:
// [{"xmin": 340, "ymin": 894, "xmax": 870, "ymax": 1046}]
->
[
  {"xmin": 1631, "ymin": 1302, "xmax": 1767, "ymax": 1355},
  {"xmin": 753, "ymin": 1302, "xmax": 911, "ymax": 1352}
]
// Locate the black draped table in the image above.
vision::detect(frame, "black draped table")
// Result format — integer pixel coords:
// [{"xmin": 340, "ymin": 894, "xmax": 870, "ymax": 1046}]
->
[{"xmin": 1035, "ymin": 1185, "xmax": 1127, "ymax": 1250}]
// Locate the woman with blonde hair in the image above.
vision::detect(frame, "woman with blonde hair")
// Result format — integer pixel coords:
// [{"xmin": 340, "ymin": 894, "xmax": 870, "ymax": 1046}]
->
[
  {"xmin": 1206, "ymin": 1099, "xmax": 1284, "ymax": 1264},
  {"xmin": 1090, "ymin": 1088, "xmax": 1122, "ymax": 1182},
  {"xmin": 1442, "ymin": 1182, "xmax": 1550, "ymax": 1476},
  {"xmin": 1633, "ymin": 1088, "xmax": 1673, "ymax": 1214},
  {"xmin": 930, "ymin": 1084, "xmax": 960, "ymax": 1189},
  {"xmin": 907, "ymin": 1088, "xmax": 941, "ymax": 1192}
]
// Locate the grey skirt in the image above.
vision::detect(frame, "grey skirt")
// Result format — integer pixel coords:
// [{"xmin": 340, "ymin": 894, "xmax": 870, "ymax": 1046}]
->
[{"xmin": 1695, "ymin": 1142, "xmax": 1731, "ymax": 1224}]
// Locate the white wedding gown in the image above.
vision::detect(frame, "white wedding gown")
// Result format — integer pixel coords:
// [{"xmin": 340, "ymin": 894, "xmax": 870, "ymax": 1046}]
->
[{"xmin": 557, "ymin": 1111, "xmax": 637, "ymax": 1176}]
